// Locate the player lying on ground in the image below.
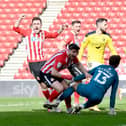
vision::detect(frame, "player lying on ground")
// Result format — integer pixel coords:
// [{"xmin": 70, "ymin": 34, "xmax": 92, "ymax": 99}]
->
[{"xmin": 47, "ymin": 55, "xmax": 121, "ymax": 115}]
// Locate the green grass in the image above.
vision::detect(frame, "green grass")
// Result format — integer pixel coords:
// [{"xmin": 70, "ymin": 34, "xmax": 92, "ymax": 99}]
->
[{"xmin": 0, "ymin": 97, "xmax": 126, "ymax": 126}]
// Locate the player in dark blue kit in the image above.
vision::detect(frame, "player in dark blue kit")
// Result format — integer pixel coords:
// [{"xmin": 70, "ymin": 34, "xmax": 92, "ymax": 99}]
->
[
  {"xmin": 49, "ymin": 55, "xmax": 121, "ymax": 115},
  {"xmin": 72, "ymin": 55, "xmax": 121, "ymax": 115}
]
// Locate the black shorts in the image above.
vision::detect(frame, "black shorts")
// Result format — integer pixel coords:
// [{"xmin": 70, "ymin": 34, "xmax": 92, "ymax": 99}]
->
[
  {"xmin": 39, "ymin": 71, "xmax": 64, "ymax": 88},
  {"xmin": 28, "ymin": 61, "xmax": 46, "ymax": 81}
]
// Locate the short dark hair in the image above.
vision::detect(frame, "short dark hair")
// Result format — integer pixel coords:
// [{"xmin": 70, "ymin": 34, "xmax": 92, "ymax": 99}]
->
[
  {"xmin": 72, "ymin": 20, "xmax": 81, "ymax": 26},
  {"xmin": 32, "ymin": 17, "xmax": 42, "ymax": 24},
  {"xmin": 96, "ymin": 18, "xmax": 107, "ymax": 26},
  {"xmin": 109, "ymin": 55, "xmax": 121, "ymax": 68},
  {"xmin": 68, "ymin": 44, "xmax": 80, "ymax": 51}
]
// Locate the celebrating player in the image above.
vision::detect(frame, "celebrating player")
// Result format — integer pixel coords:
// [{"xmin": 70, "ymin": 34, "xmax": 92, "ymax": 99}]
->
[
  {"xmin": 13, "ymin": 14, "xmax": 67, "ymax": 112},
  {"xmin": 63, "ymin": 20, "xmax": 81, "ymax": 47}
]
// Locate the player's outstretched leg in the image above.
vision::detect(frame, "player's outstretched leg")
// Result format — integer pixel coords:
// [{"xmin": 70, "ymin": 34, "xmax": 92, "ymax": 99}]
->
[{"xmin": 43, "ymin": 86, "xmax": 75, "ymax": 109}]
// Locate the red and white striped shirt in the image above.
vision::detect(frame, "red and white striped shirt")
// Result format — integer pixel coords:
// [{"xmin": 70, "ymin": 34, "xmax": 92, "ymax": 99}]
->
[
  {"xmin": 41, "ymin": 50, "xmax": 79, "ymax": 74},
  {"xmin": 13, "ymin": 27, "xmax": 59, "ymax": 62}
]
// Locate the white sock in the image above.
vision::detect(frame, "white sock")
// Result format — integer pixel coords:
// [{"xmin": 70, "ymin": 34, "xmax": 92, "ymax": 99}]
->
[{"xmin": 80, "ymin": 104, "xmax": 84, "ymax": 109}]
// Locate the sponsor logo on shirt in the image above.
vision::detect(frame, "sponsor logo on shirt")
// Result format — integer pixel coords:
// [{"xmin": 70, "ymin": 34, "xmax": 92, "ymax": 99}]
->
[{"xmin": 57, "ymin": 62, "xmax": 62, "ymax": 69}]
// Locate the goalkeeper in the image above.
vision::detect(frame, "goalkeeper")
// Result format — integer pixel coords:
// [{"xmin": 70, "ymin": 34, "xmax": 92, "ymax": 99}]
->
[{"xmin": 50, "ymin": 55, "xmax": 121, "ymax": 115}]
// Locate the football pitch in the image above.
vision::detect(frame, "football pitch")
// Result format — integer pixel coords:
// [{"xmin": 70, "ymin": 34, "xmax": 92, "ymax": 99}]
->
[{"xmin": 0, "ymin": 97, "xmax": 126, "ymax": 126}]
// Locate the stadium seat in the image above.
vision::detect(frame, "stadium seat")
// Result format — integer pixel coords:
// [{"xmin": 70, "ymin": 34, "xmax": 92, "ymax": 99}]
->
[{"xmin": 0, "ymin": 60, "xmax": 4, "ymax": 67}]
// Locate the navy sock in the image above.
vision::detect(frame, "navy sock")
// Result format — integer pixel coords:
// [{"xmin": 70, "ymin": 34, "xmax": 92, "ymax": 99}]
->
[{"xmin": 58, "ymin": 87, "xmax": 74, "ymax": 101}]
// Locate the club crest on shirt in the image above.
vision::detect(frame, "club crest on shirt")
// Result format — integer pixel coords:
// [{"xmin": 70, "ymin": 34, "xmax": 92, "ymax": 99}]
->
[
  {"xmin": 57, "ymin": 62, "xmax": 62, "ymax": 69},
  {"xmin": 95, "ymin": 43, "xmax": 101, "ymax": 49}
]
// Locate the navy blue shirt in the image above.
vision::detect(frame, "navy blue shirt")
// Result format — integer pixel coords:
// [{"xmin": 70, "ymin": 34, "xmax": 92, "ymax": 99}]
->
[{"xmin": 74, "ymin": 65, "xmax": 119, "ymax": 108}]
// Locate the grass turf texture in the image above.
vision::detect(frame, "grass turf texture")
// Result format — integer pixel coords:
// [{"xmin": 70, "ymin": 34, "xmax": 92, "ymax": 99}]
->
[{"xmin": 0, "ymin": 97, "xmax": 126, "ymax": 126}]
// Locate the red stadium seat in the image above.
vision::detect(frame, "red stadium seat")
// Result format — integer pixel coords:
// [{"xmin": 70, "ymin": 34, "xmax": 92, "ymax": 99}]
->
[
  {"xmin": 0, "ymin": 54, "xmax": 9, "ymax": 61},
  {"xmin": 14, "ymin": 73, "xmax": 21, "ymax": 79},
  {"xmin": 0, "ymin": 60, "xmax": 4, "ymax": 67}
]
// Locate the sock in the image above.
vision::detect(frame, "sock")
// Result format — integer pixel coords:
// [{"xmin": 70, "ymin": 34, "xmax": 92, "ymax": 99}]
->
[
  {"xmin": 84, "ymin": 98, "xmax": 88, "ymax": 102},
  {"xmin": 48, "ymin": 90, "xmax": 60, "ymax": 102},
  {"xmin": 84, "ymin": 79, "xmax": 89, "ymax": 102},
  {"xmin": 64, "ymin": 96, "xmax": 71, "ymax": 109},
  {"xmin": 58, "ymin": 87, "xmax": 74, "ymax": 101},
  {"xmin": 74, "ymin": 92, "xmax": 80, "ymax": 104},
  {"xmin": 42, "ymin": 89, "xmax": 50, "ymax": 99},
  {"xmin": 80, "ymin": 104, "xmax": 85, "ymax": 109}
]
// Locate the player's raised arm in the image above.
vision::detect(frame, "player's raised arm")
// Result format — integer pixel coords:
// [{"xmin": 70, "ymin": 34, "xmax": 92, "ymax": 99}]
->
[
  {"xmin": 13, "ymin": 14, "xmax": 28, "ymax": 36},
  {"xmin": 45, "ymin": 23, "xmax": 68, "ymax": 39},
  {"xmin": 14, "ymin": 14, "xmax": 25, "ymax": 27},
  {"xmin": 57, "ymin": 23, "xmax": 68, "ymax": 34}
]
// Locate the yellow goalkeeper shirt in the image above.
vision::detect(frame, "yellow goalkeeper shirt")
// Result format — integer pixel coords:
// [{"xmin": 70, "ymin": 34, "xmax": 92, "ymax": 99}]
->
[{"xmin": 78, "ymin": 31, "xmax": 117, "ymax": 64}]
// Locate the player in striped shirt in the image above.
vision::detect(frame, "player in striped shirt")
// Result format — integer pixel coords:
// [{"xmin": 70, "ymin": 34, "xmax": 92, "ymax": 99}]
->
[
  {"xmin": 13, "ymin": 14, "xmax": 67, "ymax": 111},
  {"xmin": 39, "ymin": 44, "xmax": 91, "ymax": 112}
]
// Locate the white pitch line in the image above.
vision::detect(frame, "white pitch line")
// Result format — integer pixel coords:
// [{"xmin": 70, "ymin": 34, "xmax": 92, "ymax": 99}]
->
[
  {"xmin": 0, "ymin": 102, "xmax": 42, "ymax": 107},
  {"xmin": 0, "ymin": 103, "xmax": 30, "ymax": 107}
]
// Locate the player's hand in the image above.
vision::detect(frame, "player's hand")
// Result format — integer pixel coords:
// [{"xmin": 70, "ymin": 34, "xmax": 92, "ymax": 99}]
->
[
  {"xmin": 19, "ymin": 14, "xmax": 26, "ymax": 19},
  {"xmin": 57, "ymin": 24, "xmax": 68, "ymax": 34},
  {"xmin": 61, "ymin": 23, "xmax": 68, "ymax": 30},
  {"xmin": 108, "ymin": 108, "xmax": 116, "ymax": 115},
  {"xmin": 15, "ymin": 14, "xmax": 25, "ymax": 27},
  {"xmin": 65, "ymin": 75, "xmax": 73, "ymax": 80}
]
